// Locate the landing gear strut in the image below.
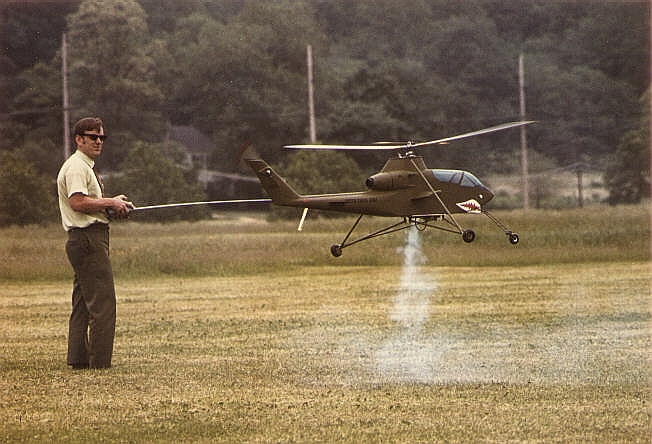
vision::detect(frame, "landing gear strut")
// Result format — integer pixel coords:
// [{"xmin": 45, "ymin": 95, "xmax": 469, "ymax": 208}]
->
[
  {"xmin": 328, "ymin": 210, "xmax": 519, "ymax": 257},
  {"xmin": 483, "ymin": 210, "xmax": 519, "ymax": 245},
  {"xmin": 329, "ymin": 215, "xmax": 412, "ymax": 257},
  {"xmin": 329, "ymin": 214, "xmax": 476, "ymax": 257}
]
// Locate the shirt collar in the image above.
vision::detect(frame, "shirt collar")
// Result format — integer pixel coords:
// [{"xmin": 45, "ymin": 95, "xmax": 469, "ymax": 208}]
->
[{"xmin": 74, "ymin": 150, "xmax": 95, "ymax": 169}]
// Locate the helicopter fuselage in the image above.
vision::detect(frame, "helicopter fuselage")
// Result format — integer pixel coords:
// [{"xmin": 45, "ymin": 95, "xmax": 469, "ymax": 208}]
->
[
  {"xmin": 131, "ymin": 121, "xmax": 528, "ymax": 257},
  {"xmin": 247, "ymin": 156, "xmax": 494, "ymax": 218}
]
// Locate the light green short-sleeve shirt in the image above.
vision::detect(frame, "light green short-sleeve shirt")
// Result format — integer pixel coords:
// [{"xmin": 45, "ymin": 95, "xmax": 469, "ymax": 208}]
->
[{"xmin": 57, "ymin": 150, "xmax": 109, "ymax": 231}]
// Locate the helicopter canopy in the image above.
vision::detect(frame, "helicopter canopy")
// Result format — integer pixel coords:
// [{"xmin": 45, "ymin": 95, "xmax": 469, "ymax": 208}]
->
[{"xmin": 432, "ymin": 169, "xmax": 485, "ymax": 188}]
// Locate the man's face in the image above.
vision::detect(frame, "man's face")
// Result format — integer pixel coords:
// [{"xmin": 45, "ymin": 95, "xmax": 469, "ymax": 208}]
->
[{"xmin": 75, "ymin": 126, "xmax": 106, "ymax": 160}]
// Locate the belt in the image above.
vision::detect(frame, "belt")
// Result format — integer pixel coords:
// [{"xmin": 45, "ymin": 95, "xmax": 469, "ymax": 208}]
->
[{"xmin": 68, "ymin": 222, "xmax": 109, "ymax": 232}]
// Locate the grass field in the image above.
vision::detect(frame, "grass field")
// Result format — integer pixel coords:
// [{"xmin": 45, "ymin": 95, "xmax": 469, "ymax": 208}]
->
[{"xmin": 1, "ymin": 205, "xmax": 650, "ymax": 442}]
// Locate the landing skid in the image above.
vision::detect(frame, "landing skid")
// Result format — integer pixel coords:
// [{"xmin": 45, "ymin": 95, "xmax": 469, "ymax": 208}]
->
[
  {"xmin": 329, "ymin": 212, "xmax": 519, "ymax": 257},
  {"xmin": 329, "ymin": 214, "xmax": 476, "ymax": 257}
]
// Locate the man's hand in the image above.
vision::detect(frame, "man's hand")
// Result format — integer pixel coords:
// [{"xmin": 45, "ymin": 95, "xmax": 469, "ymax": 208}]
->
[
  {"xmin": 69, "ymin": 192, "xmax": 133, "ymax": 219},
  {"xmin": 108, "ymin": 195, "xmax": 134, "ymax": 219}
]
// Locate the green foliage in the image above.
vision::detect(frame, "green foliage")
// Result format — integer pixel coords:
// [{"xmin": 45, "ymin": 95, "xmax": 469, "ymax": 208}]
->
[
  {"xmin": 163, "ymin": 0, "xmax": 325, "ymax": 161},
  {"xmin": 7, "ymin": 63, "xmax": 64, "ymax": 171},
  {"xmin": 561, "ymin": 5, "xmax": 650, "ymax": 93},
  {"xmin": 606, "ymin": 127, "xmax": 650, "ymax": 205},
  {"xmin": 0, "ymin": 0, "xmax": 649, "ymax": 222},
  {"xmin": 526, "ymin": 58, "xmax": 638, "ymax": 165},
  {"xmin": 105, "ymin": 142, "xmax": 208, "ymax": 222},
  {"xmin": 66, "ymin": 0, "xmax": 165, "ymax": 168},
  {"xmin": 605, "ymin": 90, "xmax": 650, "ymax": 205},
  {"xmin": 0, "ymin": 1, "xmax": 79, "ymax": 74},
  {"xmin": 0, "ymin": 151, "xmax": 58, "ymax": 226}
]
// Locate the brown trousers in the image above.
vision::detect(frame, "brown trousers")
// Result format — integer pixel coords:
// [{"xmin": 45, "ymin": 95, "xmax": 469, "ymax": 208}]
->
[{"xmin": 65, "ymin": 223, "xmax": 116, "ymax": 368}]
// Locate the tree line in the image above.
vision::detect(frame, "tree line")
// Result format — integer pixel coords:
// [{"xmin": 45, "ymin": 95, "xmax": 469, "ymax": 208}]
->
[{"xmin": 0, "ymin": 0, "xmax": 649, "ymax": 225}]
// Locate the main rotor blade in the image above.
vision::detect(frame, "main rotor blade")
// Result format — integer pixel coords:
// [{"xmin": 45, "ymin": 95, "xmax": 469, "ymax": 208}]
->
[
  {"xmin": 284, "ymin": 143, "xmax": 404, "ymax": 150},
  {"xmin": 130, "ymin": 199, "xmax": 271, "ymax": 213},
  {"xmin": 410, "ymin": 120, "xmax": 535, "ymax": 148},
  {"xmin": 284, "ymin": 120, "xmax": 535, "ymax": 151}
]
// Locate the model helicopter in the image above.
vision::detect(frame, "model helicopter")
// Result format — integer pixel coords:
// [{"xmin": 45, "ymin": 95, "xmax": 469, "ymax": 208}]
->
[
  {"xmin": 246, "ymin": 120, "xmax": 532, "ymax": 257},
  {"xmin": 130, "ymin": 121, "xmax": 532, "ymax": 257}
]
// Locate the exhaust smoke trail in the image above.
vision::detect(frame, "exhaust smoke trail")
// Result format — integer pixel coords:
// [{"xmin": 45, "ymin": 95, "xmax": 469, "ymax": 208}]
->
[
  {"xmin": 389, "ymin": 227, "xmax": 431, "ymax": 328},
  {"xmin": 375, "ymin": 227, "xmax": 447, "ymax": 383},
  {"xmin": 299, "ymin": 228, "xmax": 611, "ymax": 387}
]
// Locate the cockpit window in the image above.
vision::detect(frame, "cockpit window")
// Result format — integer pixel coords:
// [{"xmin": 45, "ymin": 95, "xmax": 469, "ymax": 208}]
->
[
  {"xmin": 432, "ymin": 169, "xmax": 483, "ymax": 187},
  {"xmin": 460, "ymin": 174, "xmax": 480, "ymax": 187}
]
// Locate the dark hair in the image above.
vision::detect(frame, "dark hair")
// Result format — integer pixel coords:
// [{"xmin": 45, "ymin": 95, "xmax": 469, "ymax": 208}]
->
[{"xmin": 73, "ymin": 117, "xmax": 103, "ymax": 136}]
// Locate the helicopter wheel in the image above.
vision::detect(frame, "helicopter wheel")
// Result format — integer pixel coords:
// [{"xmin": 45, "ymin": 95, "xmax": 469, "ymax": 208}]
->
[
  {"xmin": 330, "ymin": 244, "xmax": 343, "ymax": 257},
  {"xmin": 414, "ymin": 219, "xmax": 428, "ymax": 231},
  {"xmin": 509, "ymin": 232, "xmax": 520, "ymax": 245},
  {"xmin": 462, "ymin": 229, "xmax": 476, "ymax": 243}
]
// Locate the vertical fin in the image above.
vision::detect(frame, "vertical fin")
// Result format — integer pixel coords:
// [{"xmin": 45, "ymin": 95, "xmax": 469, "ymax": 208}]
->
[{"xmin": 246, "ymin": 159, "xmax": 301, "ymax": 206}]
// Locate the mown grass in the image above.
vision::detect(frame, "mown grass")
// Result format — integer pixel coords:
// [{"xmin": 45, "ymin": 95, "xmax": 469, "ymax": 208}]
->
[{"xmin": 0, "ymin": 204, "xmax": 650, "ymax": 442}]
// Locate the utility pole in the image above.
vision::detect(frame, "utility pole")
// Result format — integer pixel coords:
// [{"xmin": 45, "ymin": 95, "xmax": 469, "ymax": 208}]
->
[
  {"xmin": 519, "ymin": 53, "xmax": 529, "ymax": 210},
  {"xmin": 307, "ymin": 44, "xmax": 316, "ymax": 143},
  {"xmin": 576, "ymin": 163, "xmax": 584, "ymax": 208},
  {"xmin": 62, "ymin": 32, "xmax": 71, "ymax": 159}
]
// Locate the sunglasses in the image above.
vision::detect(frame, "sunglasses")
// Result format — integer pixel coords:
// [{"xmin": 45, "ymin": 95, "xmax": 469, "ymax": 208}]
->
[{"xmin": 81, "ymin": 133, "xmax": 108, "ymax": 142}]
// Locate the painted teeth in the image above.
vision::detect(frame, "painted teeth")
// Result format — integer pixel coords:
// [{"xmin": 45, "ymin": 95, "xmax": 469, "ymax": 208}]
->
[{"xmin": 456, "ymin": 199, "xmax": 482, "ymax": 214}]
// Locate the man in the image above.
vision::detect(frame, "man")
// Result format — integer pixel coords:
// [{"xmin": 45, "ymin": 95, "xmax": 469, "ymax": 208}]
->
[{"xmin": 57, "ymin": 117, "xmax": 133, "ymax": 369}]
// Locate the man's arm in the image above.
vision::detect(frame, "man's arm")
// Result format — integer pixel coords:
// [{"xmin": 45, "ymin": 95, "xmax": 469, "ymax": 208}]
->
[{"xmin": 69, "ymin": 193, "xmax": 134, "ymax": 218}]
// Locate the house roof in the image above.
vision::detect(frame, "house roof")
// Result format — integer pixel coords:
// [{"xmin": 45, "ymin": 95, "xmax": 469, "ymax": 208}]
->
[{"xmin": 169, "ymin": 125, "xmax": 214, "ymax": 154}]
